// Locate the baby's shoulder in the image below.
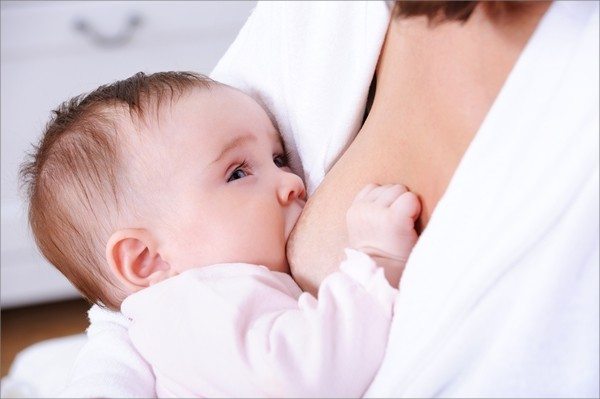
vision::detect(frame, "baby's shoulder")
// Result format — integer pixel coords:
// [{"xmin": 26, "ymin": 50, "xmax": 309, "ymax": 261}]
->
[{"xmin": 127, "ymin": 263, "xmax": 301, "ymax": 308}]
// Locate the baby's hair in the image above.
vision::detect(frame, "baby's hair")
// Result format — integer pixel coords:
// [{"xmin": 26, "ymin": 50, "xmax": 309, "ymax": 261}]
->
[{"xmin": 19, "ymin": 71, "xmax": 217, "ymax": 310}]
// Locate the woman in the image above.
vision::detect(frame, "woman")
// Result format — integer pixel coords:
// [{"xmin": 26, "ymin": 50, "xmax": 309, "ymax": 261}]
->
[{"xmin": 62, "ymin": 1, "xmax": 599, "ymax": 397}]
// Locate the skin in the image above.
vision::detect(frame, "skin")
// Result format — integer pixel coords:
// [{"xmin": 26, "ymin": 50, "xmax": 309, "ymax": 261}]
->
[
  {"xmin": 107, "ymin": 85, "xmax": 306, "ymax": 292},
  {"xmin": 288, "ymin": 1, "xmax": 552, "ymax": 295},
  {"xmin": 347, "ymin": 183, "xmax": 420, "ymax": 287}
]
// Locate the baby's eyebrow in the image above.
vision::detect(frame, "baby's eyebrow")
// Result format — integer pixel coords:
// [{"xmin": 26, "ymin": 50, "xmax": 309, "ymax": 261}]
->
[
  {"xmin": 210, "ymin": 134, "xmax": 257, "ymax": 165},
  {"xmin": 271, "ymin": 131, "xmax": 286, "ymax": 151}
]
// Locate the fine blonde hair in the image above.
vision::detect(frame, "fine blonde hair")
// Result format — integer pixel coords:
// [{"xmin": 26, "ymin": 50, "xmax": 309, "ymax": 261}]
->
[{"xmin": 20, "ymin": 71, "xmax": 216, "ymax": 310}]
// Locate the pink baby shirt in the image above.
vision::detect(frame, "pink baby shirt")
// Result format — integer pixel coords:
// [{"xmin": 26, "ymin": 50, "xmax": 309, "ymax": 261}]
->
[{"xmin": 121, "ymin": 249, "xmax": 398, "ymax": 398}]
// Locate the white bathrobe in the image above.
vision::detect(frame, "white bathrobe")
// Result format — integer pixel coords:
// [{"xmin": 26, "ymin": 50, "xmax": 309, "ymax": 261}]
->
[
  {"xmin": 61, "ymin": 1, "xmax": 599, "ymax": 397},
  {"xmin": 121, "ymin": 250, "xmax": 396, "ymax": 398}
]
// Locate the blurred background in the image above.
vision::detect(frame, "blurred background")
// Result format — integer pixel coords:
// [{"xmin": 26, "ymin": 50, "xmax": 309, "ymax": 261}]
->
[{"xmin": 1, "ymin": 0, "xmax": 255, "ymax": 380}]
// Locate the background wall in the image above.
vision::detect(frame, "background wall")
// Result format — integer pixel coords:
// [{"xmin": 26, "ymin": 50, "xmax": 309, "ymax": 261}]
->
[{"xmin": 1, "ymin": 0, "xmax": 256, "ymax": 308}]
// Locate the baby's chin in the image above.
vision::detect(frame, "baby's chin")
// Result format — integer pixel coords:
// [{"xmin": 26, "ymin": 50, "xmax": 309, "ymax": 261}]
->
[
  {"xmin": 255, "ymin": 244, "xmax": 290, "ymax": 274},
  {"xmin": 267, "ymin": 257, "xmax": 291, "ymax": 274}
]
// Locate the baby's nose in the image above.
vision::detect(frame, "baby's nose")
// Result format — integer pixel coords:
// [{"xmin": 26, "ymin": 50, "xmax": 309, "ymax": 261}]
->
[{"xmin": 277, "ymin": 171, "xmax": 306, "ymax": 205}]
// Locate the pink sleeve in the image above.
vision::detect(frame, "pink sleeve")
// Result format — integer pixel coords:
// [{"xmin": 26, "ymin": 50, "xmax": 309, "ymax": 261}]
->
[{"xmin": 123, "ymin": 251, "xmax": 397, "ymax": 397}]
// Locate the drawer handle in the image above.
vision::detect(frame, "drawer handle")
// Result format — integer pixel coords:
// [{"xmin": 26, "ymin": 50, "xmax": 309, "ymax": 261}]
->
[{"xmin": 73, "ymin": 14, "xmax": 142, "ymax": 48}]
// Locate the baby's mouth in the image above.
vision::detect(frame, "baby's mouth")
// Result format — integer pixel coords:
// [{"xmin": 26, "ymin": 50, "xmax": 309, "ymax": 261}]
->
[{"xmin": 285, "ymin": 201, "xmax": 305, "ymax": 239}]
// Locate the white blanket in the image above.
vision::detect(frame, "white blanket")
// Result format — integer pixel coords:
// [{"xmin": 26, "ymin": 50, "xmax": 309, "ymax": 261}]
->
[
  {"xmin": 211, "ymin": 1, "xmax": 391, "ymax": 195},
  {"xmin": 367, "ymin": 2, "xmax": 599, "ymax": 397},
  {"xmin": 55, "ymin": 1, "xmax": 598, "ymax": 397},
  {"xmin": 214, "ymin": 1, "xmax": 600, "ymax": 397}
]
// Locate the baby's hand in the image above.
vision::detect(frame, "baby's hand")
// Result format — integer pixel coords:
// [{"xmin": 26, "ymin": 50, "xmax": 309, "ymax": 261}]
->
[{"xmin": 346, "ymin": 184, "xmax": 421, "ymax": 286}]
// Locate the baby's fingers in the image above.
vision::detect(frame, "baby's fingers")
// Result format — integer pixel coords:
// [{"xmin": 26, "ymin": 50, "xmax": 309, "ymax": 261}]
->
[
  {"xmin": 374, "ymin": 184, "xmax": 408, "ymax": 207},
  {"xmin": 354, "ymin": 183, "xmax": 379, "ymax": 202},
  {"xmin": 391, "ymin": 191, "xmax": 421, "ymax": 221}
]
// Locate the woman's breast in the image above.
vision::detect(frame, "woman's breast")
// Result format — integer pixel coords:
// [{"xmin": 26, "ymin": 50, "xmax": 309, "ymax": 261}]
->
[{"xmin": 287, "ymin": 2, "xmax": 549, "ymax": 293}]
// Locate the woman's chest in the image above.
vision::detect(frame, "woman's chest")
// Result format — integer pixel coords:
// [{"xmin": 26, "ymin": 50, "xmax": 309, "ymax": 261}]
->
[{"xmin": 344, "ymin": 5, "xmax": 547, "ymax": 230}]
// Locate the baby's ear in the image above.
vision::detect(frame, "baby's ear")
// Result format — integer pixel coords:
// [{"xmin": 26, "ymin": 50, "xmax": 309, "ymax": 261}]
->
[{"xmin": 106, "ymin": 229, "xmax": 173, "ymax": 291}]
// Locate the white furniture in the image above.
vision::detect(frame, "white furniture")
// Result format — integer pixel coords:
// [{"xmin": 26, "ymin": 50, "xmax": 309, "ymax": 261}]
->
[{"xmin": 0, "ymin": 0, "xmax": 255, "ymax": 308}]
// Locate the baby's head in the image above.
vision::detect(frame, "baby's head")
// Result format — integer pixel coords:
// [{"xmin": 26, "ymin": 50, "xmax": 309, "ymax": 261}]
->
[{"xmin": 20, "ymin": 71, "xmax": 306, "ymax": 310}]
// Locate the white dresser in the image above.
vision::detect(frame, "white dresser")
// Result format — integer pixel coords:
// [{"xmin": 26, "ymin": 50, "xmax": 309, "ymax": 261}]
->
[{"xmin": 0, "ymin": 0, "xmax": 256, "ymax": 308}]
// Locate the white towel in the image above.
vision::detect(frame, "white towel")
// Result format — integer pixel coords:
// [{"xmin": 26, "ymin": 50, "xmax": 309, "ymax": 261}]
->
[
  {"xmin": 211, "ymin": 1, "xmax": 391, "ymax": 195},
  {"xmin": 213, "ymin": 1, "xmax": 599, "ymax": 397},
  {"xmin": 59, "ymin": 306, "xmax": 155, "ymax": 398},
  {"xmin": 0, "ymin": 334, "xmax": 87, "ymax": 398},
  {"xmin": 56, "ymin": 1, "xmax": 598, "ymax": 397},
  {"xmin": 366, "ymin": 1, "xmax": 599, "ymax": 397}
]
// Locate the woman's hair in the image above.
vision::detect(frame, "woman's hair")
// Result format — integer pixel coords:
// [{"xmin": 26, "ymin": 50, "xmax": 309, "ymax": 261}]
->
[
  {"xmin": 19, "ymin": 71, "xmax": 216, "ymax": 310},
  {"xmin": 394, "ymin": 1, "xmax": 514, "ymax": 23}
]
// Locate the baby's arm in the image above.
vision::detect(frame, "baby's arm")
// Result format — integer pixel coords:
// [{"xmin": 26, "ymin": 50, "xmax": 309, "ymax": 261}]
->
[
  {"xmin": 347, "ymin": 183, "xmax": 421, "ymax": 287},
  {"xmin": 122, "ymin": 184, "xmax": 420, "ymax": 397},
  {"xmin": 123, "ymin": 256, "xmax": 397, "ymax": 398}
]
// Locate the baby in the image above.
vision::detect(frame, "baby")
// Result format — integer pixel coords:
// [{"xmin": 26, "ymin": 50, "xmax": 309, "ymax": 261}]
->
[{"xmin": 21, "ymin": 71, "xmax": 420, "ymax": 397}]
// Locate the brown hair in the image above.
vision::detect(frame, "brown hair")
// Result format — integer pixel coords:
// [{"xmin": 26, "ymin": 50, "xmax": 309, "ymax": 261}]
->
[
  {"xmin": 394, "ymin": 1, "xmax": 516, "ymax": 24},
  {"xmin": 20, "ymin": 71, "xmax": 216, "ymax": 310},
  {"xmin": 394, "ymin": 1, "xmax": 478, "ymax": 22}
]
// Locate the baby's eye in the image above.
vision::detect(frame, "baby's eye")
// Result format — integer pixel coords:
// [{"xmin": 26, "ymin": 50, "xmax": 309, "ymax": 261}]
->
[
  {"xmin": 273, "ymin": 152, "xmax": 290, "ymax": 168},
  {"xmin": 227, "ymin": 169, "xmax": 247, "ymax": 182},
  {"xmin": 227, "ymin": 161, "xmax": 250, "ymax": 182}
]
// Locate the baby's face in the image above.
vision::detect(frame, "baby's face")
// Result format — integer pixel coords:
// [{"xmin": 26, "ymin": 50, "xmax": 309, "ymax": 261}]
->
[{"xmin": 132, "ymin": 85, "xmax": 305, "ymax": 274}]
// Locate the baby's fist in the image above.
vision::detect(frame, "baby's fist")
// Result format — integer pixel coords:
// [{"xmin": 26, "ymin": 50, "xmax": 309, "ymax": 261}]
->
[{"xmin": 346, "ymin": 184, "xmax": 421, "ymax": 276}]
